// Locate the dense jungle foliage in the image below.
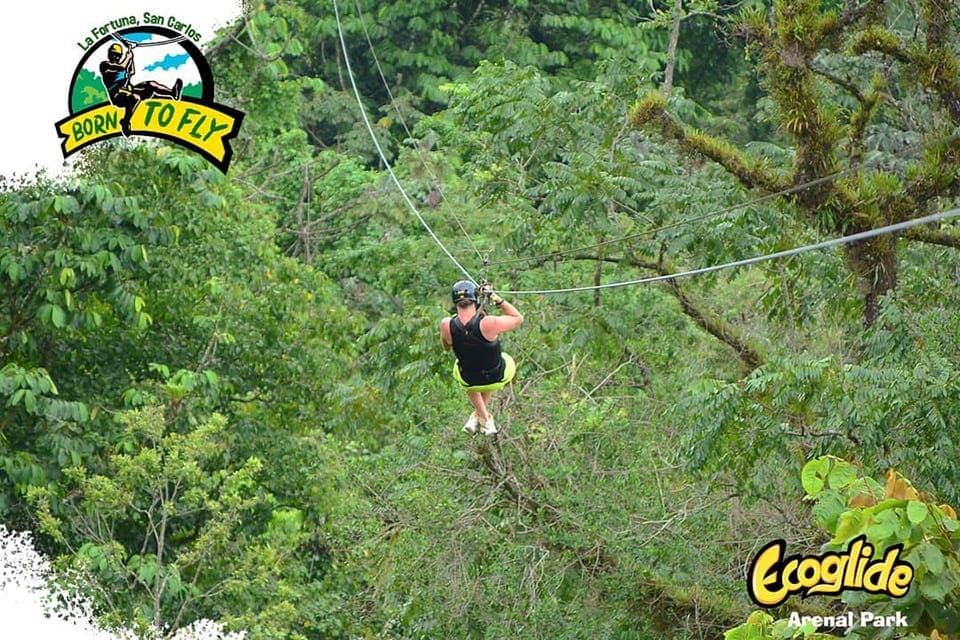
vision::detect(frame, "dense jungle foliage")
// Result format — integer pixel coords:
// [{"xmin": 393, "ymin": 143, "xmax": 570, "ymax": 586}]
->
[{"xmin": 3, "ymin": 0, "xmax": 960, "ymax": 638}]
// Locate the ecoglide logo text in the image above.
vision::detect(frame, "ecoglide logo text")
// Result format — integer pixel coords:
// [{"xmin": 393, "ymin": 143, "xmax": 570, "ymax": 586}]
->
[
  {"xmin": 748, "ymin": 535, "xmax": 914, "ymax": 607},
  {"xmin": 55, "ymin": 19, "xmax": 243, "ymax": 172}
]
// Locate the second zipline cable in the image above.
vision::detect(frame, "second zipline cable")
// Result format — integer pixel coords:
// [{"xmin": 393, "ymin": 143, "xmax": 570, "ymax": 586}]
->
[
  {"xmin": 499, "ymin": 207, "xmax": 960, "ymax": 295},
  {"xmin": 332, "ymin": 0, "xmax": 476, "ymax": 283}
]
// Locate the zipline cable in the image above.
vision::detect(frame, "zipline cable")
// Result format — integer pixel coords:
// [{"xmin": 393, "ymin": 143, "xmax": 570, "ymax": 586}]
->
[
  {"xmin": 335, "ymin": 0, "xmax": 960, "ymax": 294},
  {"xmin": 332, "ymin": 0, "xmax": 475, "ymax": 283},
  {"xmin": 498, "ymin": 206, "xmax": 960, "ymax": 295},
  {"xmin": 352, "ymin": 0, "xmax": 487, "ymax": 268},
  {"xmin": 111, "ymin": 33, "xmax": 188, "ymax": 48},
  {"xmin": 489, "ymin": 165, "xmax": 867, "ymax": 267},
  {"xmin": 490, "ymin": 131, "xmax": 959, "ymax": 269}
]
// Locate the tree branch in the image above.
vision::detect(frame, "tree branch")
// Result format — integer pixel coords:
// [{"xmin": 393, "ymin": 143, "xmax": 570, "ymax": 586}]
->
[
  {"xmin": 662, "ymin": 0, "xmax": 682, "ymax": 98},
  {"xmin": 901, "ymin": 225, "xmax": 960, "ymax": 249},
  {"xmin": 810, "ymin": 64, "xmax": 864, "ymax": 103},
  {"xmin": 566, "ymin": 254, "xmax": 765, "ymax": 373},
  {"xmin": 665, "ymin": 280, "xmax": 765, "ymax": 373},
  {"xmin": 832, "ymin": 0, "xmax": 885, "ymax": 31},
  {"xmin": 203, "ymin": 16, "xmax": 248, "ymax": 63},
  {"xmin": 922, "ymin": 0, "xmax": 960, "ymax": 124},
  {"xmin": 848, "ymin": 26, "xmax": 912, "ymax": 64},
  {"xmin": 630, "ymin": 94, "xmax": 786, "ymax": 193}
]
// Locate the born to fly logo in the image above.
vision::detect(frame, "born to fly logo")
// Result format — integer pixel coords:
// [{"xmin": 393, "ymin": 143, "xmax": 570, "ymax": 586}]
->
[{"xmin": 55, "ymin": 15, "xmax": 244, "ymax": 173}]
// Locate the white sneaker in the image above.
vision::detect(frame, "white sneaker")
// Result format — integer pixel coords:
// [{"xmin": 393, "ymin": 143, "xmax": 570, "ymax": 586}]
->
[
  {"xmin": 481, "ymin": 415, "xmax": 497, "ymax": 435},
  {"xmin": 462, "ymin": 413, "xmax": 479, "ymax": 434}
]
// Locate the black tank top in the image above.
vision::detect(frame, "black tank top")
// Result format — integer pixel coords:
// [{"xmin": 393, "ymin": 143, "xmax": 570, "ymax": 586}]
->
[{"xmin": 451, "ymin": 313, "xmax": 504, "ymax": 385}]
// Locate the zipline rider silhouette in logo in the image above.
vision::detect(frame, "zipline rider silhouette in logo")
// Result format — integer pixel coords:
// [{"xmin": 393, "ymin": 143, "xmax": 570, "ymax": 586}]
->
[{"xmin": 100, "ymin": 40, "xmax": 183, "ymax": 137}]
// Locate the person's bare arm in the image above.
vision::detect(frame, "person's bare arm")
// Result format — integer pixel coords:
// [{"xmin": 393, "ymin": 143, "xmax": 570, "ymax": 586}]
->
[
  {"xmin": 439, "ymin": 317, "xmax": 453, "ymax": 350},
  {"xmin": 480, "ymin": 296, "xmax": 523, "ymax": 339}
]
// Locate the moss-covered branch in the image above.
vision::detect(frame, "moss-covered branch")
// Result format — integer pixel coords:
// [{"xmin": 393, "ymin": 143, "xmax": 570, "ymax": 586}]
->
[
  {"xmin": 920, "ymin": 0, "xmax": 960, "ymax": 124},
  {"xmin": 901, "ymin": 225, "xmax": 960, "ymax": 249},
  {"xmin": 665, "ymin": 280, "xmax": 765, "ymax": 373},
  {"xmin": 836, "ymin": 0, "xmax": 886, "ymax": 30},
  {"xmin": 629, "ymin": 93, "xmax": 785, "ymax": 193},
  {"xmin": 904, "ymin": 138, "xmax": 960, "ymax": 205},
  {"xmin": 848, "ymin": 25, "xmax": 911, "ymax": 63},
  {"xmin": 633, "ymin": 574, "xmax": 751, "ymax": 637},
  {"xmin": 630, "ymin": 0, "xmax": 960, "ymax": 329},
  {"xmin": 850, "ymin": 4, "xmax": 960, "ymax": 125},
  {"xmin": 566, "ymin": 254, "xmax": 766, "ymax": 374}
]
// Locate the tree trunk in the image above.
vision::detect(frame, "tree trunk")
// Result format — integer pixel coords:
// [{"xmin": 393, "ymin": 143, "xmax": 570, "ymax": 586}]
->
[
  {"xmin": 662, "ymin": 0, "xmax": 683, "ymax": 97},
  {"xmin": 844, "ymin": 236, "xmax": 898, "ymax": 328}
]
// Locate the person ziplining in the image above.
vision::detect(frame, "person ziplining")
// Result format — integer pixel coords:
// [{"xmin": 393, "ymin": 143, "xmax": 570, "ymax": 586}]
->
[
  {"xmin": 100, "ymin": 41, "xmax": 183, "ymax": 137},
  {"xmin": 440, "ymin": 281, "xmax": 523, "ymax": 435}
]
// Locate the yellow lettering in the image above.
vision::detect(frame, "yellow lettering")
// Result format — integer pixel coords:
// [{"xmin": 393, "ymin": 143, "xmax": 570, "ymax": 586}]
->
[
  {"xmin": 747, "ymin": 536, "xmax": 915, "ymax": 608},
  {"xmin": 888, "ymin": 562, "xmax": 913, "ymax": 597},
  {"xmin": 782, "ymin": 557, "xmax": 801, "ymax": 591},
  {"xmin": 748, "ymin": 540, "xmax": 789, "ymax": 607},
  {"xmin": 862, "ymin": 547, "xmax": 896, "ymax": 590},
  {"xmin": 806, "ymin": 553, "xmax": 845, "ymax": 595},
  {"xmin": 797, "ymin": 556, "xmax": 822, "ymax": 589}
]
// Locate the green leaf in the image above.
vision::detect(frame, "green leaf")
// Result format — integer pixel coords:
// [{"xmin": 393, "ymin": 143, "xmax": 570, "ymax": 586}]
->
[
  {"xmin": 23, "ymin": 390, "xmax": 37, "ymax": 414},
  {"xmin": 912, "ymin": 541, "xmax": 946, "ymax": 575},
  {"xmin": 918, "ymin": 571, "xmax": 951, "ymax": 600},
  {"xmin": 906, "ymin": 500, "xmax": 928, "ymax": 524},
  {"xmin": 833, "ymin": 510, "xmax": 868, "ymax": 542},
  {"xmin": 801, "ymin": 457, "xmax": 829, "ymax": 496},
  {"xmin": 724, "ymin": 620, "xmax": 767, "ymax": 640},
  {"xmin": 865, "ymin": 510, "xmax": 898, "ymax": 541},
  {"xmin": 137, "ymin": 556, "xmax": 156, "ymax": 583},
  {"xmin": 58, "ymin": 267, "xmax": 75, "ymax": 287},
  {"xmin": 51, "ymin": 305, "xmax": 66, "ymax": 329},
  {"xmin": 939, "ymin": 513, "xmax": 959, "ymax": 532},
  {"xmin": 811, "ymin": 491, "xmax": 846, "ymax": 532},
  {"xmin": 9, "ymin": 389, "xmax": 25, "ymax": 407},
  {"xmin": 827, "ymin": 461, "xmax": 857, "ymax": 490}
]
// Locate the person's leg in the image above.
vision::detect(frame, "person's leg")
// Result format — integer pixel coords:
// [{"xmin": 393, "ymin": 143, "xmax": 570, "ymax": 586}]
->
[
  {"xmin": 136, "ymin": 81, "xmax": 175, "ymax": 99},
  {"xmin": 478, "ymin": 391, "xmax": 497, "ymax": 434},
  {"xmin": 119, "ymin": 96, "xmax": 140, "ymax": 135},
  {"xmin": 466, "ymin": 390, "xmax": 489, "ymax": 422},
  {"xmin": 480, "ymin": 353, "xmax": 517, "ymax": 436}
]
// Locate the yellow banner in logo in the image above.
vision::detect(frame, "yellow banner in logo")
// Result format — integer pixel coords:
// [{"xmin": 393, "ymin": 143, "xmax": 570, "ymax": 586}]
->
[{"xmin": 57, "ymin": 100, "xmax": 240, "ymax": 167}]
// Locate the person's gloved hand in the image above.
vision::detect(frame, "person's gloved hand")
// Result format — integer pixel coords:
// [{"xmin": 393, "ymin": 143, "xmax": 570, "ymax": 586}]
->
[{"xmin": 480, "ymin": 282, "xmax": 503, "ymax": 306}]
